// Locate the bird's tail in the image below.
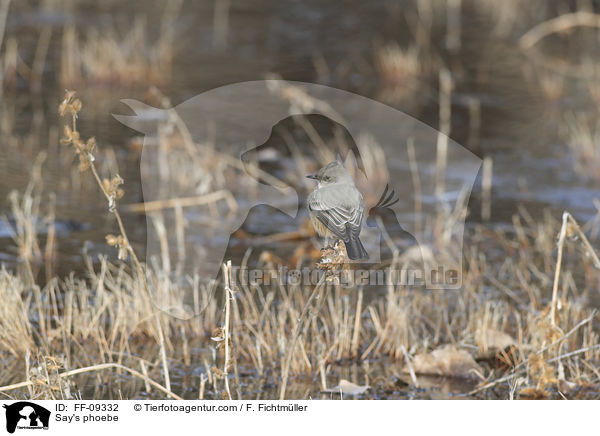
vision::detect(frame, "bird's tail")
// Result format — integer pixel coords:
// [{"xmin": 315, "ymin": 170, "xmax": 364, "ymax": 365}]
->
[{"xmin": 344, "ymin": 237, "xmax": 369, "ymax": 260}]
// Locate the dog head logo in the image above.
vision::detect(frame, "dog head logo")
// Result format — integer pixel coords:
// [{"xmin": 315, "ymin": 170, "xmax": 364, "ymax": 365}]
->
[
  {"xmin": 3, "ymin": 402, "xmax": 50, "ymax": 433},
  {"xmin": 114, "ymin": 80, "xmax": 481, "ymax": 317}
]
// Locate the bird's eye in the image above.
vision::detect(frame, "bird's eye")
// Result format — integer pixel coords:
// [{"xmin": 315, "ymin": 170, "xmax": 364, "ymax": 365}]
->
[{"xmin": 324, "ymin": 176, "xmax": 330, "ymax": 181}]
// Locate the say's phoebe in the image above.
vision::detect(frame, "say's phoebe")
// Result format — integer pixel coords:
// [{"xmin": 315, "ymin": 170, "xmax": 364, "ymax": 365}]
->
[{"xmin": 306, "ymin": 161, "xmax": 368, "ymax": 260}]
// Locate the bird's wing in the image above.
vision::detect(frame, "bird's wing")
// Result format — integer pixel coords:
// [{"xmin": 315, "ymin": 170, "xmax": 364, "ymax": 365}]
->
[{"xmin": 308, "ymin": 187, "xmax": 364, "ymax": 241}]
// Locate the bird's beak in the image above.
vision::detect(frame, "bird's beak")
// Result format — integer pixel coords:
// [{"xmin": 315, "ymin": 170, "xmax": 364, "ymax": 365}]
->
[{"xmin": 306, "ymin": 174, "xmax": 317, "ymax": 180}]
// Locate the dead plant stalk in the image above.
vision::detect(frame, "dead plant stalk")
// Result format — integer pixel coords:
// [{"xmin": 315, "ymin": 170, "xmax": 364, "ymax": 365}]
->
[
  {"xmin": 59, "ymin": 91, "xmax": 171, "ymax": 392},
  {"xmin": 0, "ymin": 363, "xmax": 181, "ymax": 400},
  {"xmin": 222, "ymin": 261, "xmax": 233, "ymax": 400},
  {"xmin": 551, "ymin": 212, "xmax": 600, "ymax": 326}
]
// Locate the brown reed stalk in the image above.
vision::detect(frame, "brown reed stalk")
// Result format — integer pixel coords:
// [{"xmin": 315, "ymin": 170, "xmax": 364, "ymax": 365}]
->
[
  {"xmin": 222, "ymin": 260, "xmax": 233, "ymax": 400},
  {"xmin": 0, "ymin": 362, "xmax": 182, "ymax": 400},
  {"xmin": 481, "ymin": 157, "xmax": 493, "ymax": 221},
  {"xmin": 58, "ymin": 90, "xmax": 171, "ymax": 392},
  {"xmin": 550, "ymin": 212, "xmax": 569, "ymax": 327},
  {"xmin": 435, "ymin": 68, "xmax": 452, "ymax": 198},
  {"xmin": 407, "ymin": 138, "xmax": 422, "ymax": 237},
  {"xmin": 0, "ymin": 0, "xmax": 10, "ymax": 96},
  {"xmin": 551, "ymin": 211, "xmax": 600, "ymax": 326},
  {"xmin": 520, "ymin": 11, "xmax": 600, "ymax": 50},
  {"xmin": 124, "ymin": 190, "xmax": 238, "ymax": 214}
]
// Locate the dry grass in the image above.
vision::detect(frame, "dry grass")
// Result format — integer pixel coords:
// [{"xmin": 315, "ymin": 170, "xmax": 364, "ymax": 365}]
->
[
  {"xmin": 60, "ymin": 13, "xmax": 178, "ymax": 88},
  {"xmin": 0, "ymin": 2, "xmax": 599, "ymax": 401},
  {"xmin": 0, "ymin": 87, "xmax": 598, "ymax": 400},
  {"xmin": 0, "ymin": 166, "xmax": 599, "ymax": 399},
  {"xmin": 0, "ymin": 1, "xmax": 179, "ymax": 91},
  {"xmin": 61, "ymin": 1, "xmax": 181, "ymax": 88},
  {"xmin": 563, "ymin": 112, "xmax": 600, "ymax": 181}
]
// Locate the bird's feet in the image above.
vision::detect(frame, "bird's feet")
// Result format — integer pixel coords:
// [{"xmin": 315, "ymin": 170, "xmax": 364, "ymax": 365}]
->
[{"xmin": 321, "ymin": 239, "xmax": 342, "ymax": 252}]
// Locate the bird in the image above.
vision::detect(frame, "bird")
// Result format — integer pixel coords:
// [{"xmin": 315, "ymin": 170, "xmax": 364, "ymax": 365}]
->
[{"xmin": 306, "ymin": 161, "xmax": 368, "ymax": 260}]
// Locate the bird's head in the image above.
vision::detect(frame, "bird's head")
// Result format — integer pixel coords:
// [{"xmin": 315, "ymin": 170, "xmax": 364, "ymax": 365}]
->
[{"xmin": 306, "ymin": 161, "xmax": 354, "ymax": 187}]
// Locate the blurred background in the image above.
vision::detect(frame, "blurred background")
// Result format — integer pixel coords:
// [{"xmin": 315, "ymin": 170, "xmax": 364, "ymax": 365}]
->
[{"xmin": 2, "ymin": 0, "xmax": 599, "ymax": 272}]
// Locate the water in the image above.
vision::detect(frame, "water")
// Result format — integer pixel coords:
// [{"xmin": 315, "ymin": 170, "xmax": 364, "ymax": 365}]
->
[{"xmin": 3, "ymin": 1, "xmax": 598, "ymax": 261}]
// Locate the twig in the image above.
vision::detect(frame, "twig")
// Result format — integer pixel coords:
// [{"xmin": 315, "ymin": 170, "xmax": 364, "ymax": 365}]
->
[
  {"xmin": 435, "ymin": 68, "xmax": 452, "ymax": 198},
  {"xmin": 550, "ymin": 212, "xmax": 568, "ymax": 326},
  {"xmin": 469, "ymin": 311, "xmax": 597, "ymax": 396},
  {"xmin": 551, "ymin": 212, "xmax": 600, "ymax": 326},
  {"xmin": 520, "ymin": 12, "xmax": 600, "ymax": 50},
  {"xmin": 59, "ymin": 91, "xmax": 171, "ymax": 392},
  {"xmin": 547, "ymin": 344, "xmax": 600, "ymax": 364},
  {"xmin": 222, "ymin": 261, "xmax": 233, "ymax": 400},
  {"xmin": 0, "ymin": 363, "xmax": 182, "ymax": 400},
  {"xmin": 566, "ymin": 212, "xmax": 600, "ymax": 269},
  {"xmin": 124, "ymin": 190, "xmax": 238, "ymax": 214},
  {"xmin": 139, "ymin": 361, "xmax": 152, "ymax": 394},
  {"xmin": 400, "ymin": 345, "xmax": 418, "ymax": 388}
]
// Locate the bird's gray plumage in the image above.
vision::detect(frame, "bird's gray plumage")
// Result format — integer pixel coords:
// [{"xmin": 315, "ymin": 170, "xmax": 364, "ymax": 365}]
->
[{"xmin": 306, "ymin": 161, "xmax": 368, "ymax": 260}]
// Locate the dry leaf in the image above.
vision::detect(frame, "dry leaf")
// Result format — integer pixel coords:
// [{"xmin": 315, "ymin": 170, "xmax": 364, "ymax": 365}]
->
[
  {"xmin": 409, "ymin": 345, "xmax": 484, "ymax": 380},
  {"xmin": 482, "ymin": 329, "xmax": 516, "ymax": 351},
  {"xmin": 518, "ymin": 387, "xmax": 551, "ymax": 399},
  {"xmin": 324, "ymin": 379, "xmax": 369, "ymax": 396}
]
